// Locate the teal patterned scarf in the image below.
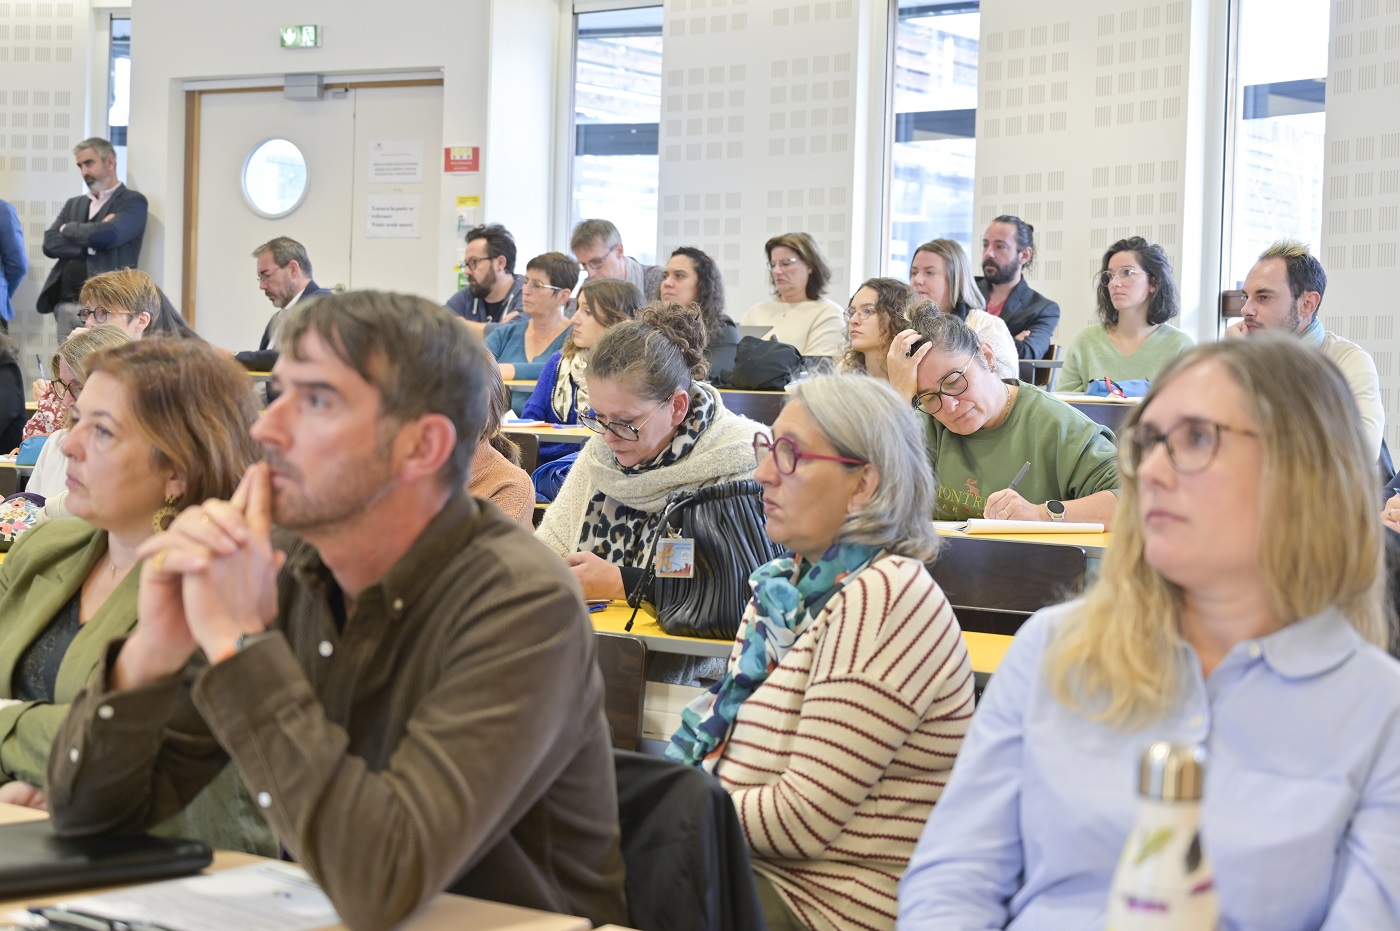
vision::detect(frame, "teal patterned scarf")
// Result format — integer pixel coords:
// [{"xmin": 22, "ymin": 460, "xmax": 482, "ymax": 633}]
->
[{"xmin": 666, "ymin": 542, "xmax": 883, "ymax": 771}]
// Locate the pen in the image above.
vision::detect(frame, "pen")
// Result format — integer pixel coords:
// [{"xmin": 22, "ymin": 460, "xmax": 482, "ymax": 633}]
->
[
  {"xmin": 588, "ymin": 603, "xmax": 607, "ymax": 613},
  {"xmin": 35, "ymin": 353, "xmax": 44, "ymax": 371},
  {"xmin": 29, "ymin": 906, "xmax": 173, "ymax": 931},
  {"xmin": 1008, "ymin": 461, "xmax": 1032, "ymax": 492}
]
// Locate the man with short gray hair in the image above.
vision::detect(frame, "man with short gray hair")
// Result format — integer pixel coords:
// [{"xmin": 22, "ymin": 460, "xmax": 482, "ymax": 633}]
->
[
  {"xmin": 571, "ymin": 218, "xmax": 661, "ymax": 299},
  {"xmin": 235, "ymin": 236, "xmax": 331, "ymax": 371},
  {"xmin": 37, "ymin": 137, "xmax": 148, "ymax": 336}
]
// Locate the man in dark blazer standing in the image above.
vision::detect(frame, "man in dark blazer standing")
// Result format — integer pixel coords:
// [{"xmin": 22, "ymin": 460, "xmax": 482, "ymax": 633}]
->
[
  {"xmin": 37, "ymin": 137, "xmax": 147, "ymax": 336},
  {"xmin": 975, "ymin": 214, "xmax": 1061, "ymax": 361}
]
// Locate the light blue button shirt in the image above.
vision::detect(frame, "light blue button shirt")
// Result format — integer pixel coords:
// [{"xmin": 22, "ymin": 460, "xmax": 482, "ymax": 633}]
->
[{"xmin": 898, "ymin": 600, "xmax": 1400, "ymax": 930}]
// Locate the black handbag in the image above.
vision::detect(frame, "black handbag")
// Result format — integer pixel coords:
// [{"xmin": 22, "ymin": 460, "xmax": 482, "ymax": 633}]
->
[
  {"xmin": 626, "ymin": 480, "xmax": 784, "ymax": 640},
  {"xmin": 721, "ymin": 337, "xmax": 802, "ymax": 391}
]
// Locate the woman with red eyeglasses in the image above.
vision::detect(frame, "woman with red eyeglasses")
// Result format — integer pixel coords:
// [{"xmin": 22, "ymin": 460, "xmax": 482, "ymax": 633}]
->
[{"xmin": 667, "ymin": 374, "xmax": 973, "ymax": 931}]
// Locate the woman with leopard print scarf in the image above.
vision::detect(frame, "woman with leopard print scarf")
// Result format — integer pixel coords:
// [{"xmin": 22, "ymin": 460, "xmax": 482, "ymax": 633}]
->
[{"xmin": 536, "ymin": 301, "xmax": 766, "ymax": 604}]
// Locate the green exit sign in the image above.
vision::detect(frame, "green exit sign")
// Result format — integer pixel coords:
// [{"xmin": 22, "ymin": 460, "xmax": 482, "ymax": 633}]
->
[{"xmin": 280, "ymin": 25, "xmax": 321, "ymax": 48}]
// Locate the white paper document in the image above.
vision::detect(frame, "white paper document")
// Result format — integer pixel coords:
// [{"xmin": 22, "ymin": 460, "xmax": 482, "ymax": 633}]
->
[
  {"xmin": 935, "ymin": 519, "xmax": 1105, "ymax": 534},
  {"xmin": 22, "ymin": 863, "xmax": 341, "ymax": 931}
]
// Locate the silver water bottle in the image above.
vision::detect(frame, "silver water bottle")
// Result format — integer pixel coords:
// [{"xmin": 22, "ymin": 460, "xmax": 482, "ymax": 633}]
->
[{"xmin": 1105, "ymin": 741, "xmax": 1219, "ymax": 930}]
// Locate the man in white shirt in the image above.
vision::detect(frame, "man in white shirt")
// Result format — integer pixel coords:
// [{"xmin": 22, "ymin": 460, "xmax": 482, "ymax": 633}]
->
[{"xmin": 1230, "ymin": 239, "xmax": 1384, "ymax": 461}]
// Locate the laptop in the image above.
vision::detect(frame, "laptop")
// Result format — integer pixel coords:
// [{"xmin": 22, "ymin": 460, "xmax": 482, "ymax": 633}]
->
[{"xmin": 0, "ymin": 820, "xmax": 212, "ymax": 898}]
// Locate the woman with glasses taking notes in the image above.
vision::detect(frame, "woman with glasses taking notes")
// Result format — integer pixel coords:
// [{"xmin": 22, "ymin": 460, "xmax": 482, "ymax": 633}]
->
[
  {"xmin": 485, "ymin": 251, "xmax": 577, "ymax": 415},
  {"xmin": 899, "ymin": 337, "xmax": 1400, "ymax": 929},
  {"xmin": 1058, "ymin": 236, "xmax": 1194, "ymax": 393},
  {"xmin": 536, "ymin": 303, "xmax": 764, "ymax": 602},
  {"xmin": 741, "ymin": 232, "xmax": 845, "ymax": 357},
  {"xmin": 898, "ymin": 308, "xmax": 1119, "ymax": 527},
  {"xmin": 668, "ymin": 374, "xmax": 973, "ymax": 931}
]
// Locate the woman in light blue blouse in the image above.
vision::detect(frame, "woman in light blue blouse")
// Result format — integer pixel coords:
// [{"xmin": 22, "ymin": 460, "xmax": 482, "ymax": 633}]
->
[
  {"xmin": 899, "ymin": 337, "xmax": 1400, "ymax": 930},
  {"xmin": 485, "ymin": 251, "xmax": 576, "ymax": 415}
]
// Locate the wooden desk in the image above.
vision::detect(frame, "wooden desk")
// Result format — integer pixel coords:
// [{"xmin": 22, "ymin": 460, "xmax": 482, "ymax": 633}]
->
[
  {"xmin": 0, "ymin": 804, "xmax": 590, "ymax": 931},
  {"xmin": 25, "ymin": 401, "xmax": 37, "ymax": 412},
  {"xmin": 937, "ymin": 526, "xmax": 1111, "ymax": 560},
  {"xmin": 504, "ymin": 424, "xmax": 593, "ymax": 445},
  {"xmin": 505, "ymin": 379, "xmax": 538, "ymax": 390},
  {"xmin": 591, "ymin": 602, "xmax": 1012, "ymax": 675},
  {"xmin": 0, "ymin": 461, "xmax": 35, "ymax": 476}
]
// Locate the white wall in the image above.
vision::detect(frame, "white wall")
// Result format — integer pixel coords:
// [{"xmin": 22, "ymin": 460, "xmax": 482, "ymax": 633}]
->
[
  {"xmin": 654, "ymin": 0, "xmax": 883, "ymax": 314},
  {"xmin": 1322, "ymin": 0, "xmax": 1400, "ymax": 452},
  {"xmin": 973, "ymin": 0, "xmax": 1227, "ymax": 349},
  {"xmin": 0, "ymin": 0, "xmax": 122, "ymax": 377},
  {"xmin": 126, "ymin": 0, "xmax": 564, "ymax": 305}
]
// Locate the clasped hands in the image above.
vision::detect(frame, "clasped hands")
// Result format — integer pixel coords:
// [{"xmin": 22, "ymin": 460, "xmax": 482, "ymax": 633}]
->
[{"xmin": 117, "ymin": 462, "xmax": 285, "ymax": 689}]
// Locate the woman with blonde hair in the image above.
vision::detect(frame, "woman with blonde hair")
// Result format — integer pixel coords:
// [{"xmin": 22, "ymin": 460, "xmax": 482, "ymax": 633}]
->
[
  {"xmin": 906, "ymin": 239, "xmax": 1017, "ymax": 377},
  {"xmin": 899, "ymin": 337, "xmax": 1400, "ymax": 929}
]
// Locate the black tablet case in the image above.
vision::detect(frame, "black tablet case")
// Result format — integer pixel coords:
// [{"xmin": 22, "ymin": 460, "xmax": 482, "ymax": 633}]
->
[{"xmin": 0, "ymin": 820, "xmax": 212, "ymax": 898}]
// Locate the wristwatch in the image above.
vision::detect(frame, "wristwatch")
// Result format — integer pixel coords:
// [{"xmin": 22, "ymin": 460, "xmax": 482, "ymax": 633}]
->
[{"xmin": 1046, "ymin": 500, "xmax": 1066, "ymax": 522}]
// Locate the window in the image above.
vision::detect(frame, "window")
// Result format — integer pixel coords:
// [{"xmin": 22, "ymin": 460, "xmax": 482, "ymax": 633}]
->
[
  {"xmin": 888, "ymin": 1, "xmax": 980, "ymax": 274},
  {"xmin": 108, "ymin": 16, "xmax": 131, "ymax": 146},
  {"xmin": 1223, "ymin": 0, "xmax": 1328, "ymax": 293},
  {"xmin": 572, "ymin": 6, "xmax": 663, "ymax": 265},
  {"xmin": 242, "ymin": 139, "xmax": 310, "ymax": 218}
]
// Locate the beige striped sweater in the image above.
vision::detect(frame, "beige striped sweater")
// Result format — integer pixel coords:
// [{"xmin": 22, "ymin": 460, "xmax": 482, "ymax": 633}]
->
[{"xmin": 714, "ymin": 553, "xmax": 974, "ymax": 931}]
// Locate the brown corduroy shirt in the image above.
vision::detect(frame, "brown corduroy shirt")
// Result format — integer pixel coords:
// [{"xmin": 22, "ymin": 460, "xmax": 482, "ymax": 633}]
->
[{"xmin": 46, "ymin": 493, "xmax": 627, "ymax": 931}]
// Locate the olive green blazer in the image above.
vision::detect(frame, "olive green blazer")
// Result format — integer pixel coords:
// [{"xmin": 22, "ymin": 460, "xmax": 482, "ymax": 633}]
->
[{"xmin": 0, "ymin": 519, "xmax": 277, "ymax": 855}]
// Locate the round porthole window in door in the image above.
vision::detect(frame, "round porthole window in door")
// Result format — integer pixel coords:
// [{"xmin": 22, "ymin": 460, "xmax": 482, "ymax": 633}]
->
[{"xmin": 241, "ymin": 138, "xmax": 309, "ymax": 218}]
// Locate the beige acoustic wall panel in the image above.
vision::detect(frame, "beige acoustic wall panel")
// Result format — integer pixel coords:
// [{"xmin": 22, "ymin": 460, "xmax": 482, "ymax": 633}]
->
[
  {"xmin": 655, "ymin": 0, "xmax": 876, "ymax": 315},
  {"xmin": 1321, "ymin": 0, "xmax": 1400, "ymax": 453},
  {"xmin": 974, "ymin": 0, "xmax": 1216, "ymax": 347},
  {"xmin": 0, "ymin": 0, "xmax": 93, "ymax": 373}
]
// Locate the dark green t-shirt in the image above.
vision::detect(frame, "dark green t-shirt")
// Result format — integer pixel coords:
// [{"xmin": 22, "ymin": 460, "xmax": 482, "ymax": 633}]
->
[{"xmin": 924, "ymin": 381, "xmax": 1120, "ymax": 520}]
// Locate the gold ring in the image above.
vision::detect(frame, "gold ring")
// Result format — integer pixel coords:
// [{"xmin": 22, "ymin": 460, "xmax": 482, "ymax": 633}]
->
[
  {"xmin": 152, "ymin": 550, "xmax": 167, "ymax": 572},
  {"xmin": 200, "ymin": 514, "xmax": 211, "ymax": 525}
]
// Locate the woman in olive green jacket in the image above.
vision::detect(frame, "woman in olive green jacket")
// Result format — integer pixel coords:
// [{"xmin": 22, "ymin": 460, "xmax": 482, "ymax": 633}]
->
[{"xmin": 0, "ymin": 338, "xmax": 276, "ymax": 855}]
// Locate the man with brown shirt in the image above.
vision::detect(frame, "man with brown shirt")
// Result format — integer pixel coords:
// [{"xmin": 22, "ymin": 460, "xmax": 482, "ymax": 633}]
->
[{"xmin": 43, "ymin": 292, "xmax": 628, "ymax": 930}]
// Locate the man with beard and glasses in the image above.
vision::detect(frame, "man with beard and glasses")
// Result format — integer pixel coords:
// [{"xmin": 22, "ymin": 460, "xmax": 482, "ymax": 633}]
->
[
  {"xmin": 1228, "ymin": 239, "xmax": 1383, "ymax": 461},
  {"xmin": 37, "ymin": 137, "xmax": 148, "ymax": 338},
  {"xmin": 445, "ymin": 222, "xmax": 525, "ymax": 338},
  {"xmin": 975, "ymin": 215, "xmax": 1061, "ymax": 361},
  {"xmin": 43, "ymin": 292, "xmax": 629, "ymax": 931}
]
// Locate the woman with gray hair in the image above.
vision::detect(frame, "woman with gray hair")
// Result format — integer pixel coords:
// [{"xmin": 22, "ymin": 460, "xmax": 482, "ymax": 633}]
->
[
  {"xmin": 903, "ymin": 309, "xmax": 1120, "ymax": 528},
  {"xmin": 667, "ymin": 374, "xmax": 974, "ymax": 931}
]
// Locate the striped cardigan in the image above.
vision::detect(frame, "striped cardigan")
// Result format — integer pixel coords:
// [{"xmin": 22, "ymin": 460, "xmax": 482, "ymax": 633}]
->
[{"xmin": 714, "ymin": 553, "xmax": 975, "ymax": 931}]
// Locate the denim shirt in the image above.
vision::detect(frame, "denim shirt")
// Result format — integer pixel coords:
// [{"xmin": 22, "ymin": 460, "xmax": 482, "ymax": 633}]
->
[{"xmin": 898, "ymin": 600, "xmax": 1400, "ymax": 931}]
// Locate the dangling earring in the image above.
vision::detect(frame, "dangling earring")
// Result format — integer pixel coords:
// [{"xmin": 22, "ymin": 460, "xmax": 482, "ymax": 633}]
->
[{"xmin": 151, "ymin": 494, "xmax": 179, "ymax": 533}]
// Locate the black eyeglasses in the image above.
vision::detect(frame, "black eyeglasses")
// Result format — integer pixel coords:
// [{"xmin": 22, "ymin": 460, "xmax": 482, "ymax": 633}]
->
[
  {"xmin": 77, "ymin": 308, "xmax": 135, "ymax": 325},
  {"xmin": 913, "ymin": 356, "xmax": 974, "ymax": 415},
  {"xmin": 1120, "ymin": 417, "xmax": 1260, "ymax": 477},
  {"xmin": 579, "ymin": 401, "xmax": 668, "ymax": 441},
  {"xmin": 53, "ymin": 377, "xmax": 82, "ymax": 400},
  {"xmin": 753, "ymin": 434, "xmax": 865, "ymax": 474},
  {"xmin": 464, "ymin": 256, "xmax": 494, "ymax": 272}
]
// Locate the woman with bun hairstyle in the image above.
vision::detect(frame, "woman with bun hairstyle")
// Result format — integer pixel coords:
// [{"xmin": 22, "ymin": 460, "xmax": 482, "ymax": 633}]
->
[{"xmin": 536, "ymin": 301, "xmax": 766, "ymax": 601}]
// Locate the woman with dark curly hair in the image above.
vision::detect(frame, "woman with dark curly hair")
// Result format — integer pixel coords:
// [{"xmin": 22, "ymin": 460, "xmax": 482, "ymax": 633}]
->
[
  {"xmin": 839, "ymin": 277, "xmax": 920, "ymax": 383},
  {"xmin": 1059, "ymin": 235, "xmax": 1194, "ymax": 392},
  {"xmin": 660, "ymin": 246, "xmax": 741, "ymax": 379}
]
